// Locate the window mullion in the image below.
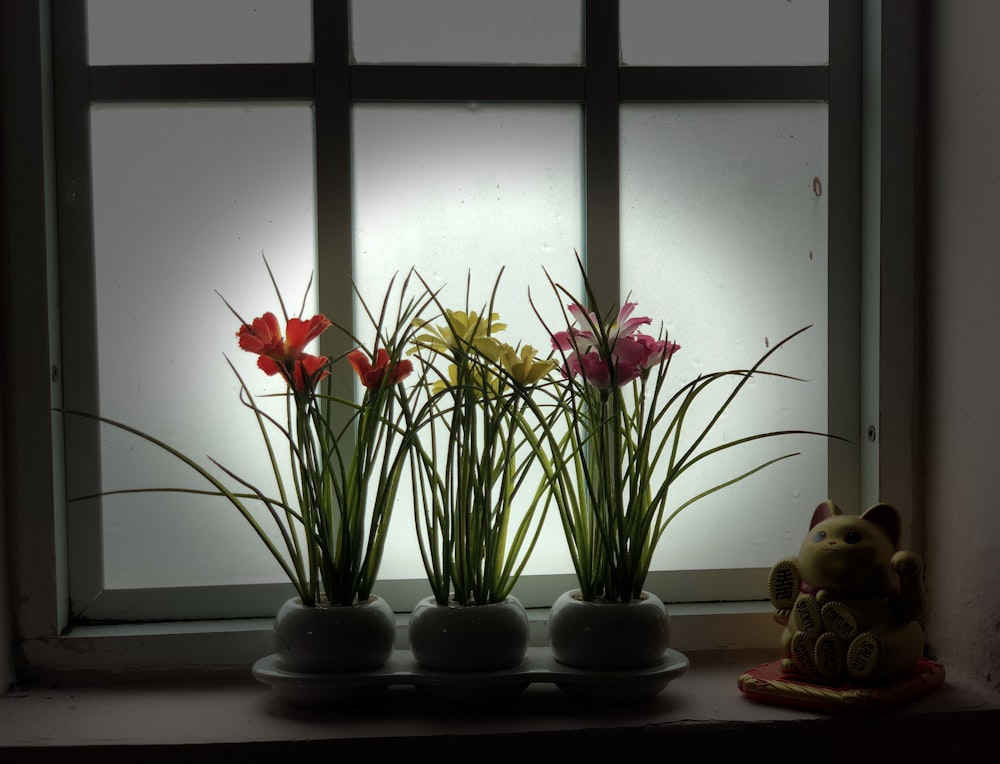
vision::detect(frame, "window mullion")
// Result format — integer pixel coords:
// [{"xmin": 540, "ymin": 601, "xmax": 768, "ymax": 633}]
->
[
  {"xmin": 620, "ymin": 66, "xmax": 829, "ymax": 101},
  {"xmin": 349, "ymin": 65, "xmax": 584, "ymax": 101},
  {"xmin": 88, "ymin": 63, "xmax": 315, "ymax": 101},
  {"xmin": 828, "ymin": 0, "xmax": 864, "ymax": 518},
  {"xmin": 313, "ymin": 0, "xmax": 354, "ymax": 377},
  {"xmin": 54, "ymin": 0, "xmax": 104, "ymax": 630},
  {"xmin": 583, "ymin": 0, "xmax": 621, "ymax": 310}
]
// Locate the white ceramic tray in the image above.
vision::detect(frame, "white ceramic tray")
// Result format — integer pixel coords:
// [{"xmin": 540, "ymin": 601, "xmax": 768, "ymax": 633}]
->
[{"xmin": 252, "ymin": 646, "xmax": 689, "ymax": 708}]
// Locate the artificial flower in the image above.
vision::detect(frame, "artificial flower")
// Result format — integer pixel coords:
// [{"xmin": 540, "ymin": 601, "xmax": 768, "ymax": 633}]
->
[
  {"xmin": 348, "ymin": 347, "xmax": 414, "ymax": 390},
  {"xmin": 238, "ymin": 312, "xmax": 331, "ymax": 363},
  {"xmin": 217, "ymin": 272, "xmax": 432, "ymax": 606},
  {"xmin": 412, "ymin": 309, "xmax": 504, "ymax": 361},
  {"xmin": 75, "ymin": 263, "xmax": 435, "ymax": 609},
  {"xmin": 428, "ymin": 363, "xmax": 493, "ymax": 397},
  {"xmin": 498, "ymin": 343, "xmax": 558, "ymax": 386},
  {"xmin": 238, "ymin": 312, "xmax": 333, "ymax": 390},
  {"xmin": 406, "ymin": 283, "xmax": 559, "ymax": 607},
  {"xmin": 538, "ymin": 253, "xmax": 824, "ymax": 603},
  {"xmin": 564, "ymin": 349, "xmax": 613, "ymax": 389},
  {"xmin": 290, "ymin": 352, "xmax": 331, "ymax": 393},
  {"xmin": 552, "ymin": 301, "xmax": 679, "ymax": 390}
]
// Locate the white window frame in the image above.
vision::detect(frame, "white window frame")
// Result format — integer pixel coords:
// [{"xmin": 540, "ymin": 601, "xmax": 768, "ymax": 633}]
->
[{"xmin": 5, "ymin": 0, "xmax": 923, "ymax": 679}]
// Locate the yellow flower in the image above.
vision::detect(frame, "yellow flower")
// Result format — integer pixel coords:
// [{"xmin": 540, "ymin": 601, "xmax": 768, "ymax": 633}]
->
[
  {"xmin": 446, "ymin": 309, "xmax": 507, "ymax": 343},
  {"xmin": 499, "ymin": 343, "xmax": 558, "ymax": 386},
  {"xmin": 430, "ymin": 363, "xmax": 496, "ymax": 397},
  {"xmin": 411, "ymin": 309, "xmax": 505, "ymax": 360}
]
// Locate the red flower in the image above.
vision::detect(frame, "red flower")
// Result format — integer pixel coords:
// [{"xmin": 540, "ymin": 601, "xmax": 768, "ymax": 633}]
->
[
  {"xmin": 290, "ymin": 353, "xmax": 331, "ymax": 392},
  {"xmin": 348, "ymin": 348, "xmax": 413, "ymax": 390},
  {"xmin": 237, "ymin": 311, "xmax": 332, "ymax": 390},
  {"xmin": 238, "ymin": 312, "xmax": 331, "ymax": 361}
]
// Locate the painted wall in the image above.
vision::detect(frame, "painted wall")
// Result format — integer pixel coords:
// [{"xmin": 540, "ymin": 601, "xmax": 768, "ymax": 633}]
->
[{"xmin": 923, "ymin": 0, "xmax": 1000, "ymax": 691}]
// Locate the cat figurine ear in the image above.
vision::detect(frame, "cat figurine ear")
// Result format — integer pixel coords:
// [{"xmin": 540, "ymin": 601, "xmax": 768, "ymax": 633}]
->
[
  {"xmin": 809, "ymin": 499, "xmax": 841, "ymax": 528},
  {"xmin": 859, "ymin": 502, "xmax": 901, "ymax": 549}
]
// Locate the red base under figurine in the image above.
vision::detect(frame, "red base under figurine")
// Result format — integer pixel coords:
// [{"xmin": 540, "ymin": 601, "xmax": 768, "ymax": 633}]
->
[{"xmin": 738, "ymin": 658, "xmax": 945, "ymax": 715}]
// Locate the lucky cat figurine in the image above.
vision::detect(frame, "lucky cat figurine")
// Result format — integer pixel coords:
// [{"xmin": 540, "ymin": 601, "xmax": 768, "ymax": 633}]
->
[{"xmin": 767, "ymin": 500, "xmax": 927, "ymax": 684}]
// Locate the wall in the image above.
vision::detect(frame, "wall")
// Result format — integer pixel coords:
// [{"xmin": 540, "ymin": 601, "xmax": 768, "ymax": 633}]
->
[
  {"xmin": 0, "ymin": 0, "xmax": 19, "ymax": 696},
  {"xmin": 923, "ymin": 0, "xmax": 1000, "ymax": 690}
]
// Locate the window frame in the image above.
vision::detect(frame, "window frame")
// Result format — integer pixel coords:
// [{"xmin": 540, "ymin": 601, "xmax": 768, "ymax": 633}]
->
[{"xmin": 4, "ymin": 0, "xmax": 922, "ymax": 680}]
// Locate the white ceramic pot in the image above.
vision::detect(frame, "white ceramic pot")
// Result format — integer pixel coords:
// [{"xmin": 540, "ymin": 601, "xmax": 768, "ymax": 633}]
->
[
  {"xmin": 408, "ymin": 595, "xmax": 531, "ymax": 672},
  {"xmin": 272, "ymin": 594, "xmax": 396, "ymax": 674},
  {"xmin": 548, "ymin": 589, "xmax": 671, "ymax": 670}
]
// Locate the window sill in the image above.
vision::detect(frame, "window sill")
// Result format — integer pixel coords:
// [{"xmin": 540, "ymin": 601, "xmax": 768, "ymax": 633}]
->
[
  {"xmin": 8, "ymin": 602, "xmax": 1000, "ymax": 756},
  {"xmin": 2, "ymin": 646, "xmax": 998, "ymax": 757},
  {"xmin": 18, "ymin": 601, "xmax": 783, "ymax": 681}
]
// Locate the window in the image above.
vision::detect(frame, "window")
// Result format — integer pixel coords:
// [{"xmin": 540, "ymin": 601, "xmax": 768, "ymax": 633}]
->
[{"xmin": 19, "ymin": 0, "xmax": 873, "ymax": 654}]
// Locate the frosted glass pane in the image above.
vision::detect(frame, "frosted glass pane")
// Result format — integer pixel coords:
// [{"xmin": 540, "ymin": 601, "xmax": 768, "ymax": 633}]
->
[
  {"xmin": 620, "ymin": 0, "xmax": 829, "ymax": 66},
  {"xmin": 90, "ymin": 104, "xmax": 316, "ymax": 588},
  {"xmin": 87, "ymin": 0, "xmax": 312, "ymax": 65},
  {"xmin": 351, "ymin": 0, "xmax": 582, "ymax": 64},
  {"xmin": 620, "ymin": 103, "xmax": 829, "ymax": 571},
  {"xmin": 352, "ymin": 103, "xmax": 584, "ymax": 579}
]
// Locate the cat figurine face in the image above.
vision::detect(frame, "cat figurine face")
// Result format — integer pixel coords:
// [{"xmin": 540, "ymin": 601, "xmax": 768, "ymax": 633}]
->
[{"xmin": 797, "ymin": 500, "xmax": 900, "ymax": 597}]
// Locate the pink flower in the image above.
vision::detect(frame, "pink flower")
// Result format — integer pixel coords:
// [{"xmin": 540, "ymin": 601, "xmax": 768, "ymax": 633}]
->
[
  {"xmin": 552, "ymin": 328, "xmax": 592, "ymax": 354},
  {"xmin": 606, "ymin": 302, "xmax": 653, "ymax": 341},
  {"xmin": 634, "ymin": 335, "xmax": 681, "ymax": 374},
  {"xmin": 554, "ymin": 301, "xmax": 678, "ymax": 388},
  {"xmin": 566, "ymin": 350, "xmax": 613, "ymax": 389}
]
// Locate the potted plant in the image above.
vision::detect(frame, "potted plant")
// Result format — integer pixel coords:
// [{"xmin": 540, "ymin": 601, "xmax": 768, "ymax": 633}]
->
[
  {"xmin": 65, "ymin": 261, "xmax": 434, "ymax": 676},
  {"xmin": 402, "ymin": 270, "xmax": 559, "ymax": 672},
  {"xmin": 536, "ymin": 254, "xmax": 829, "ymax": 670}
]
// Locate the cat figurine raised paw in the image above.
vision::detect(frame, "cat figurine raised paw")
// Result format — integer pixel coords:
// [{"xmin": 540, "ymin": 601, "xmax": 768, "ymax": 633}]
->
[{"xmin": 767, "ymin": 500, "xmax": 927, "ymax": 684}]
